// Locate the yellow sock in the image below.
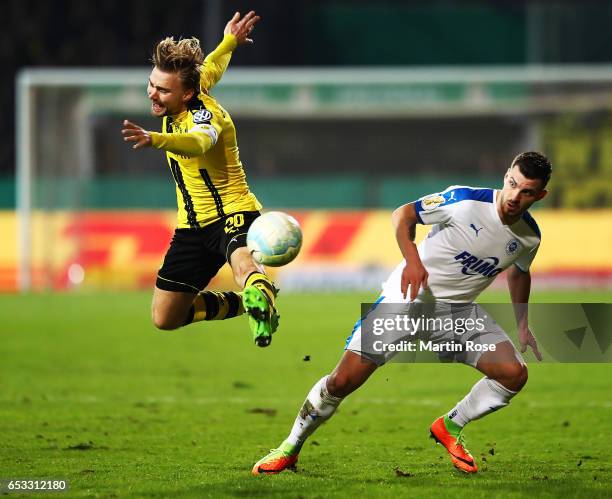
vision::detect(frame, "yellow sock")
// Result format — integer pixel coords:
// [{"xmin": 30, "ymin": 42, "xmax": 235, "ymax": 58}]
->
[
  {"xmin": 185, "ymin": 291, "xmax": 245, "ymax": 324},
  {"xmin": 244, "ymin": 271, "xmax": 277, "ymax": 307}
]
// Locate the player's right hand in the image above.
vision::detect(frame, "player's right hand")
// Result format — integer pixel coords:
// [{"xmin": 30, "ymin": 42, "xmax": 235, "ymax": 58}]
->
[
  {"xmin": 401, "ymin": 260, "xmax": 429, "ymax": 302},
  {"xmin": 224, "ymin": 11, "xmax": 261, "ymax": 45},
  {"xmin": 518, "ymin": 326, "xmax": 543, "ymax": 361},
  {"xmin": 122, "ymin": 120, "xmax": 152, "ymax": 150}
]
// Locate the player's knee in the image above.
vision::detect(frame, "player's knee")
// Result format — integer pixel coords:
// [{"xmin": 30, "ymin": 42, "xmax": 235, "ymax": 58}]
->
[
  {"xmin": 500, "ymin": 362, "xmax": 528, "ymax": 391},
  {"xmin": 151, "ymin": 309, "xmax": 180, "ymax": 331},
  {"xmin": 515, "ymin": 363, "xmax": 528, "ymax": 390}
]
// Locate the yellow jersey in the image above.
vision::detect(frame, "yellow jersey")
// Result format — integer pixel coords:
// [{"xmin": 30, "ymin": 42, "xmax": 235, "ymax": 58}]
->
[{"xmin": 150, "ymin": 34, "xmax": 261, "ymax": 228}]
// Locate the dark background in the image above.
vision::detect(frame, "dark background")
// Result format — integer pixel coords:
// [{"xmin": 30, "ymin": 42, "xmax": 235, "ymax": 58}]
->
[{"xmin": 4, "ymin": 0, "xmax": 612, "ymax": 174}]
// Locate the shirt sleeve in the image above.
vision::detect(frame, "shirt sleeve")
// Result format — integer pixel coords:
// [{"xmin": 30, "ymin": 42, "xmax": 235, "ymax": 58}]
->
[
  {"xmin": 413, "ymin": 186, "xmax": 459, "ymax": 225},
  {"xmin": 200, "ymin": 34, "xmax": 238, "ymax": 91},
  {"xmin": 514, "ymin": 242, "xmax": 540, "ymax": 272},
  {"xmin": 149, "ymin": 129, "xmax": 215, "ymax": 157},
  {"xmin": 150, "ymin": 107, "xmax": 222, "ymax": 157}
]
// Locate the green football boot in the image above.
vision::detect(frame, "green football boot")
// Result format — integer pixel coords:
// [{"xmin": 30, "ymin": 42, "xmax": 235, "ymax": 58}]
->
[{"xmin": 242, "ymin": 285, "xmax": 279, "ymax": 347}]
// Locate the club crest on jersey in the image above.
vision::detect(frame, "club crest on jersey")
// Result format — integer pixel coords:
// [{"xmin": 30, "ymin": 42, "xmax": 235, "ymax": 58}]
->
[
  {"xmin": 505, "ymin": 239, "xmax": 520, "ymax": 255},
  {"xmin": 454, "ymin": 251, "xmax": 503, "ymax": 278},
  {"xmin": 193, "ymin": 109, "xmax": 212, "ymax": 124},
  {"xmin": 421, "ymin": 194, "xmax": 446, "ymax": 211}
]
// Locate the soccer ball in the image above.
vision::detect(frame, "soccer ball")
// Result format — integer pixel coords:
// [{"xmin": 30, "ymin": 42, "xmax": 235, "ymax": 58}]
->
[{"xmin": 247, "ymin": 211, "xmax": 302, "ymax": 267}]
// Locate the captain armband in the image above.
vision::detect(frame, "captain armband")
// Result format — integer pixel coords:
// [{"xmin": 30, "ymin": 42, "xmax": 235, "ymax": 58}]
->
[{"xmin": 190, "ymin": 124, "xmax": 218, "ymax": 147}]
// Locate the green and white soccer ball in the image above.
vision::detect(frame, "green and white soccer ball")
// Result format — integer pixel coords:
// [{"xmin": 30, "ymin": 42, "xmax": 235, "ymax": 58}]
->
[{"xmin": 247, "ymin": 211, "xmax": 302, "ymax": 267}]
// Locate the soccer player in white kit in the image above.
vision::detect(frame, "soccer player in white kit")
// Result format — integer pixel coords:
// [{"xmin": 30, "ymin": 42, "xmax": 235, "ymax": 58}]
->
[{"xmin": 253, "ymin": 152, "xmax": 551, "ymax": 475}]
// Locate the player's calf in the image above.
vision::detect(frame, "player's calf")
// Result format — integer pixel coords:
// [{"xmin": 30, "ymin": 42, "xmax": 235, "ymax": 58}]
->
[
  {"xmin": 326, "ymin": 351, "xmax": 378, "ymax": 398},
  {"xmin": 186, "ymin": 290, "xmax": 245, "ymax": 323},
  {"xmin": 152, "ymin": 289, "xmax": 246, "ymax": 331}
]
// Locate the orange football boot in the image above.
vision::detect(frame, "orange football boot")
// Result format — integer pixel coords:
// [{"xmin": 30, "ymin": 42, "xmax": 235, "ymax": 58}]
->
[
  {"xmin": 430, "ymin": 416, "xmax": 478, "ymax": 473},
  {"xmin": 252, "ymin": 441, "xmax": 299, "ymax": 475}
]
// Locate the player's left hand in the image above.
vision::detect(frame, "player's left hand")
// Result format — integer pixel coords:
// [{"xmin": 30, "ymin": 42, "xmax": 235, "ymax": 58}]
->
[
  {"xmin": 122, "ymin": 120, "xmax": 152, "ymax": 150},
  {"xmin": 224, "ymin": 11, "xmax": 260, "ymax": 45},
  {"xmin": 518, "ymin": 326, "xmax": 543, "ymax": 361}
]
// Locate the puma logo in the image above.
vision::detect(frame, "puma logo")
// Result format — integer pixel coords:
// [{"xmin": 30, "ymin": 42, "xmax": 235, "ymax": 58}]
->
[{"xmin": 469, "ymin": 223, "xmax": 483, "ymax": 236}]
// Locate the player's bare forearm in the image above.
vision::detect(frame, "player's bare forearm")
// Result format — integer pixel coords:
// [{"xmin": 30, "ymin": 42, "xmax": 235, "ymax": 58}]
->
[
  {"xmin": 391, "ymin": 203, "xmax": 419, "ymax": 260},
  {"xmin": 507, "ymin": 264, "xmax": 531, "ymax": 329},
  {"xmin": 392, "ymin": 203, "xmax": 429, "ymax": 300},
  {"xmin": 507, "ymin": 265, "xmax": 531, "ymax": 302},
  {"xmin": 507, "ymin": 265, "xmax": 542, "ymax": 359}
]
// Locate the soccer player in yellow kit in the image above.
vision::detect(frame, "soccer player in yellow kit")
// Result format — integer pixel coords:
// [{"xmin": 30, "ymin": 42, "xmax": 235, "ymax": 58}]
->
[{"xmin": 121, "ymin": 11, "xmax": 278, "ymax": 347}]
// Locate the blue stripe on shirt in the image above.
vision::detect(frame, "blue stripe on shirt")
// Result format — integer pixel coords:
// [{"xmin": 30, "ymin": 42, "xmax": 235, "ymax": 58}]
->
[
  {"xmin": 441, "ymin": 187, "xmax": 494, "ymax": 205},
  {"xmin": 414, "ymin": 187, "xmax": 493, "ymax": 222},
  {"xmin": 521, "ymin": 210, "xmax": 541, "ymax": 239}
]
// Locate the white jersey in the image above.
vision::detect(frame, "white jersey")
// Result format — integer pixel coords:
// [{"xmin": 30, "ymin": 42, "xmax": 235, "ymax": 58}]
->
[{"xmin": 383, "ymin": 185, "xmax": 541, "ymax": 303}]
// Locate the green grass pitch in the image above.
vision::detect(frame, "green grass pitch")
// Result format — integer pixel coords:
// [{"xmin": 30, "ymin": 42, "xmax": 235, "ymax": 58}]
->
[{"xmin": 1, "ymin": 290, "xmax": 611, "ymax": 498}]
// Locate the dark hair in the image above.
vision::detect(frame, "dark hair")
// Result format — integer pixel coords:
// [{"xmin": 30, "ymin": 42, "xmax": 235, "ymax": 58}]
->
[
  {"xmin": 511, "ymin": 151, "xmax": 552, "ymax": 188},
  {"xmin": 151, "ymin": 37, "xmax": 203, "ymax": 93}
]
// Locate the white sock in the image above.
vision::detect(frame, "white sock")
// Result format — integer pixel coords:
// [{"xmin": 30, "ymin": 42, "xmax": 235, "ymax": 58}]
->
[
  {"xmin": 447, "ymin": 377, "xmax": 517, "ymax": 428},
  {"xmin": 286, "ymin": 375, "xmax": 343, "ymax": 447}
]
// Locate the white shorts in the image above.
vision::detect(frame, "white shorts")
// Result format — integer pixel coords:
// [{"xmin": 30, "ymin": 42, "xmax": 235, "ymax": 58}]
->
[{"xmin": 345, "ymin": 295, "xmax": 523, "ymax": 368}]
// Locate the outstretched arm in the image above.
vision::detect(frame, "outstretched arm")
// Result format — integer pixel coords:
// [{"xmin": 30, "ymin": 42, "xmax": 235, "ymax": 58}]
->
[
  {"xmin": 121, "ymin": 119, "xmax": 218, "ymax": 157},
  {"xmin": 391, "ymin": 203, "xmax": 429, "ymax": 301},
  {"xmin": 201, "ymin": 11, "xmax": 261, "ymax": 91},
  {"xmin": 507, "ymin": 264, "xmax": 542, "ymax": 360}
]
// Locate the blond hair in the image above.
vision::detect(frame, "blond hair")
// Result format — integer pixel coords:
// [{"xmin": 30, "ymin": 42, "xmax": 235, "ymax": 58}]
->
[{"xmin": 152, "ymin": 37, "xmax": 204, "ymax": 93}]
